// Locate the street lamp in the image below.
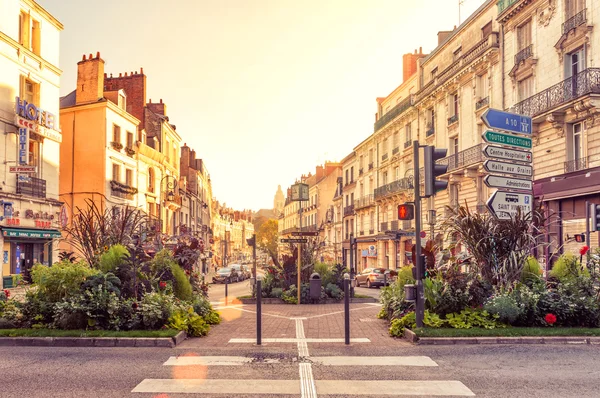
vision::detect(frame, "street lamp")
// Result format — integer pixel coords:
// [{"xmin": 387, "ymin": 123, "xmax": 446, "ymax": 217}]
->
[{"xmin": 159, "ymin": 175, "xmax": 177, "ymax": 244}]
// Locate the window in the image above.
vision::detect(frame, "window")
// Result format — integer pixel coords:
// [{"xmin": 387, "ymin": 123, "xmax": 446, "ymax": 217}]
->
[
  {"xmin": 565, "ymin": 47, "xmax": 585, "ymax": 78},
  {"xmin": 517, "ymin": 20, "xmax": 532, "ymax": 51},
  {"xmin": 20, "ymin": 76, "xmax": 39, "ymax": 105},
  {"xmin": 112, "ymin": 125, "xmax": 121, "ymax": 143},
  {"xmin": 345, "ymin": 169, "xmax": 349, "ymax": 185},
  {"xmin": 359, "ymin": 155, "xmax": 364, "ymax": 170},
  {"xmin": 118, "ymin": 93, "xmax": 126, "ymax": 110},
  {"xmin": 382, "ymin": 171, "xmax": 388, "ymax": 185},
  {"xmin": 452, "ymin": 137, "xmax": 459, "ymax": 155},
  {"xmin": 368, "ymin": 149, "xmax": 374, "ymax": 164},
  {"xmin": 126, "ymin": 131, "xmax": 134, "ymax": 148},
  {"xmin": 405, "ymin": 123, "xmax": 412, "ymax": 142},
  {"xmin": 360, "ymin": 183, "xmax": 364, "ymax": 197},
  {"xmin": 449, "ymin": 184, "xmax": 459, "ymax": 207},
  {"xmin": 482, "ymin": 21, "xmax": 492, "ymax": 38},
  {"xmin": 125, "ymin": 169, "xmax": 133, "ymax": 187},
  {"xmin": 350, "ymin": 166, "xmax": 354, "ymax": 182},
  {"xmin": 569, "ymin": 122, "xmax": 583, "ymax": 162},
  {"xmin": 477, "ymin": 73, "xmax": 488, "ymax": 99},
  {"xmin": 393, "ymin": 131, "xmax": 399, "ymax": 148},
  {"xmin": 450, "ymin": 93, "xmax": 459, "ymax": 117},
  {"xmin": 395, "ymin": 167, "xmax": 400, "ymax": 180},
  {"xmin": 19, "ymin": 12, "xmax": 41, "ymax": 56},
  {"xmin": 453, "ymin": 47, "xmax": 462, "ymax": 61},
  {"xmin": 112, "ymin": 164, "xmax": 120, "ymax": 182},
  {"xmin": 428, "ymin": 108, "xmax": 435, "ymax": 130},
  {"xmin": 518, "ymin": 76, "xmax": 534, "ymax": 101},
  {"xmin": 565, "ymin": 0, "xmax": 585, "ymax": 18}
]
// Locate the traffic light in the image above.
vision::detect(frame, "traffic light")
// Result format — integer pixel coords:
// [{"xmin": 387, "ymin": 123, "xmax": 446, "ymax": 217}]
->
[
  {"xmin": 592, "ymin": 204, "xmax": 600, "ymax": 232},
  {"xmin": 397, "ymin": 203, "xmax": 415, "ymax": 220},
  {"xmin": 246, "ymin": 235, "xmax": 255, "ymax": 247},
  {"xmin": 424, "ymin": 145, "xmax": 448, "ymax": 197},
  {"xmin": 575, "ymin": 234, "xmax": 585, "ymax": 243}
]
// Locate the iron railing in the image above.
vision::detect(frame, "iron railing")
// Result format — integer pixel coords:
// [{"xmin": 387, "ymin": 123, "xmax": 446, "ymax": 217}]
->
[
  {"xmin": 355, "ymin": 194, "xmax": 375, "ymax": 209},
  {"xmin": 564, "ymin": 157, "xmax": 588, "ymax": 173},
  {"xmin": 112, "ymin": 190, "xmax": 134, "ymax": 200},
  {"xmin": 476, "ymin": 96, "xmax": 489, "ymax": 110},
  {"xmin": 511, "ymin": 68, "xmax": 600, "ymax": 117},
  {"xmin": 359, "ymin": 230, "xmax": 365, "ymax": 236},
  {"xmin": 497, "ymin": 0, "xmax": 520, "ymax": 14},
  {"xmin": 368, "ymin": 162, "xmax": 374, "ymax": 170},
  {"xmin": 374, "ymin": 95, "xmax": 413, "ymax": 132},
  {"xmin": 392, "ymin": 146, "xmax": 400, "ymax": 155},
  {"xmin": 426, "ymin": 126, "xmax": 435, "ymax": 137},
  {"xmin": 447, "ymin": 114, "xmax": 459, "ymax": 125},
  {"xmin": 382, "ymin": 153, "xmax": 388, "ymax": 162},
  {"xmin": 404, "ymin": 141, "xmax": 412, "ymax": 149},
  {"xmin": 369, "ymin": 228, "xmax": 374, "ymax": 235},
  {"xmin": 402, "ymin": 220, "xmax": 412, "ymax": 230},
  {"xmin": 437, "ymin": 144, "xmax": 484, "ymax": 172},
  {"xmin": 16, "ymin": 176, "xmax": 46, "ymax": 198},
  {"xmin": 562, "ymin": 9, "xmax": 586, "ymax": 35},
  {"xmin": 343, "ymin": 204, "xmax": 355, "ymax": 217},
  {"xmin": 374, "ymin": 177, "xmax": 414, "ymax": 199},
  {"xmin": 380, "ymin": 222, "xmax": 388, "ymax": 232},
  {"xmin": 514, "ymin": 44, "xmax": 533, "ymax": 65}
]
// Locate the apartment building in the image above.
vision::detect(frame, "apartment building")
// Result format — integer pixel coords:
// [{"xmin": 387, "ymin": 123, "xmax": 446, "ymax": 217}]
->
[{"xmin": 0, "ymin": 0, "xmax": 63, "ymax": 286}]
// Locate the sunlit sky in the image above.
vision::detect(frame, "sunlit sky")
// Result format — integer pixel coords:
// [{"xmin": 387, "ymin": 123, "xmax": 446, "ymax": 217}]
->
[{"xmin": 40, "ymin": 0, "xmax": 486, "ymax": 212}]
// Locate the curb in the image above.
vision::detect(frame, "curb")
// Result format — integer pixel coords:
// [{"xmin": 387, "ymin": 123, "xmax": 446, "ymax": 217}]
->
[
  {"xmin": 407, "ymin": 331, "xmax": 600, "ymax": 345},
  {"xmin": 0, "ymin": 331, "xmax": 188, "ymax": 348}
]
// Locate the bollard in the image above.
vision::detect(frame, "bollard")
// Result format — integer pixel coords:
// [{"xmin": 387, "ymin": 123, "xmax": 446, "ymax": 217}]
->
[
  {"xmin": 344, "ymin": 273, "xmax": 350, "ymax": 345},
  {"xmin": 257, "ymin": 275, "xmax": 262, "ymax": 345},
  {"xmin": 225, "ymin": 280, "xmax": 228, "ymax": 306}
]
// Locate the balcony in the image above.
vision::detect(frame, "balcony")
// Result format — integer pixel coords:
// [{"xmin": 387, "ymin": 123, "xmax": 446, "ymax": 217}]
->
[
  {"xmin": 374, "ymin": 95, "xmax": 413, "ymax": 132},
  {"xmin": 497, "ymin": 0, "xmax": 520, "ymax": 14},
  {"xmin": 110, "ymin": 180, "xmax": 137, "ymax": 201},
  {"xmin": 475, "ymin": 96, "xmax": 489, "ymax": 110},
  {"xmin": 564, "ymin": 157, "xmax": 588, "ymax": 174},
  {"xmin": 425, "ymin": 124, "xmax": 435, "ymax": 137},
  {"xmin": 447, "ymin": 114, "xmax": 459, "ymax": 126},
  {"xmin": 125, "ymin": 146, "xmax": 136, "ymax": 157},
  {"xmin": 390, "ymin": 220, "xmax": 399, "ymax": 231},
  {"xmin": 16, "ymin": 176, "xmax": 46, "ymax": 198},
  {"xmin": 374, "ymin": 177, "xmax": 414, "ymax": 200},
  {"xmin": 514, "ymin": 44, "xmax": 533, "ymax": 66},
  {"xmin": 382, "ymin": 153, "xmax": 388, "ymax": 162},
  {"xmin": 392, "ymin": 146, "xmax": 400, "ymax": 155},
  {"xmin": 355, "ymin": 194, "xmax": 375, "ymax": 210},
  {"xmin": 404, "ymin": 141, "xmax": 412, "ymax": 149},
  {"xmin": 437, "ymin": 144, "xmax": 484, "ymax": 173},
  {"xmin": 562, "ymin": 9, "xmax": 586, "ymax": 35},
  {"xmin": 110, "ymin": 141, "xmax": 123, "ymax": 151},
  {"xmin": 402, "ymin": 220, "xmax": 412, "ymax": 230},
  {"xmin": 368, "ymin": 162, "xmax": 374, "ymax": 170},
  {"xmin": 512, "ymin": 68, "xmax": 600, "ymax": 118},
  {"xmin": 343, "ymin": 204, "xmax": 355, "ymax": 217},
  {"xmin": 380, "ymin": 222, "xmax": 388, "ymax": 232},
  {"xmin": 304, "ymin": 224, "xmax": 318, "ymax": 232},
  {"xmin": 369, "ymin": 228, "xmax": 374, "ymax": 235}
]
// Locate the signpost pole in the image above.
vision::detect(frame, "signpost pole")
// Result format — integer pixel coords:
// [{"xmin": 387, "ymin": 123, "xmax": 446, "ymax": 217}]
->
[
  {"xmin": 298, "ymin": 201, "xmax": 302, "ymax": 305},
  {"xmin": 413, "ymin": 140, "xmax": 424, "ymax": 328},
  {"xmin": 586, "ymin": 200, "xmax": 590, "ymax": 250}
]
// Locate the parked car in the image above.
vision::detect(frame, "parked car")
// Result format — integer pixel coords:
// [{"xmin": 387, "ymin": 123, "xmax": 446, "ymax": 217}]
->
[
  {"xmin": 241, "ymin": 264, "xmax": 252, "ymax": 279},
  {"xmin": 213, "ymin": 267, "xmax": 240, "ymax": 283},
  {"xmin": 355, "ymin": 268, "xmax": 387, "ymax": 288},
  {"xmin": 230, "ymin": 264, "xmax": 247, "ymax": 281}
]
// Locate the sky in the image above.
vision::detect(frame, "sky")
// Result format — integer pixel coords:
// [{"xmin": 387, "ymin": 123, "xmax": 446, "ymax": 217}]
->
[{"xmin": 39, "ymin": 0, "xmax": 486, "ymax": 212}]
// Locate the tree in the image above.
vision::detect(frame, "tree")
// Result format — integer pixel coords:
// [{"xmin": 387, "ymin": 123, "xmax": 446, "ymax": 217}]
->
[{"xmin": 256, "ymin": 219, "xmax": 279, "ymax": 266}]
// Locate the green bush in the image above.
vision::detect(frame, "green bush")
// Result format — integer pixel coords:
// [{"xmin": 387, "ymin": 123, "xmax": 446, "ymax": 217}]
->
[
  {"xmin": 521, "ymin": 256, "xmax": 542, "ymax": 284},
  {"xmin": 325, "ymin": 283, "xmax": 343, "ymax": 301},
  {"xmin": 53, "ymin": 285, "xmax": 123, "ymax": 330},
  {"xmin": 484, "ymin": 294, "xmax": 523, "ymax": 324},
  {"xmin": 99, "ymin": 244, "xmax": 129, "ymax": 273},
  {"xmin": 171, "ymin": 264, "xmax": 193, "ymax": 301},
  {"xmin": 389, "ymin": 310, "xmax": 444, "ymax": 337},
  {"xmin": 270, "ymin": 288, "xmax": 283, "ymax": 298},
  {"xmin": 167, "ymin": 307, "xmax": 210, "ymax": 337},
  {"xmin": 445, "ymin": 308, "xmax": 504, "ymax": 329},
  {"xmin": 31, "ymin": 260, "xmax": 98, "ymax": 302},
  {"xmin": 379, "ymin": 279, "xmax": 412, "ymax": 320},
  {"xmin": 192, "ymin": 296, "xmax": 212, "ymax": 317},
  {"xmin": 314, "ymin": 262, "xmax": 333, "ymax": 286},
  {"xmin": 549, "ymin": 253, "xmax": 581, "ymax": 281},
  {"xmin": 282, "ymin": 285, "xmax": 298, "ymax": 304},
  {"xmin": 139, "ymin": 292, "xmax": 177, "ymax": 330},
  {"xmin": 82, "ymin": 273, "xmax": 121, "ymax": 297},
  {"xmin": 396, "ymin": 266, "xmax": 415, "ymax": 289},
  {"xmin": 203, "ymin": 311, "xmax": 221, "ymax": 325}
]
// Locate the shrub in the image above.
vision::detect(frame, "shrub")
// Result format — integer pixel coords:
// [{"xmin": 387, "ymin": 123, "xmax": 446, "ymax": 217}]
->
[
  {"xmin": 192, "ymin": 296, "xmax": 212, "ymax": 317},
  {"xmin": 270, "ymin": 288, "xmax": 283, "ymax": 298},
  {"xmin": 0, "ymin": 300, "xmax": 24, "ymax": 327},
  {"xmin": 172, "ymin": 264, "xmax": 193, "ymax": 301},
  {"xmin": 53, "ymin": 284, "xmax": 122, "ymax": 330},
  {"xmin": 325, "ymin": 283, "xmax": 343, "ymax": 301},
  {"xmin": 549, "ymin": 253, "xmax": 581, "ymax": 281},
  {"xmin": 203, "ymin": 311, "xmax": 221, "ymax": 325},
  {"xmin": 139, "ymin": 292, "xmax": 176, "ymax": 330},
  {"xmin": 20, "ymin": 290, "xmax": 55, "ymax": 326},
  {"xmin": 32, "ymin": 260, "xmax": 98, "ymax": 302},
  {"xmin": 314, "ymin": 262, "xmax": 333, "ymax": 287},
  {"xmin": 281, "ymin": 285, "xmax": 298, "ymax": 304},
  {"xmin": 167, "ymin": 307, "xmax": 210, "ymax": 337},
  {"xmin": 149, "ymin": 249, "xmax": 177, "ymax": 281},
  {"xmin": 521, "ymin": 256, "xmax": 542, "ymax": 284},
  {"xmin": 389, "ymin": 310, "xmax": 444, "ymax": 337},
  {"xmin": 99, "ymin": 244, "xmax": 129, "ymax": 273},
  {"xmin": 81, "ymin": 273, "xmax": 121, "ymax": 297},
  {"xmin": 445, "ymin": 308, "xmax": 504, "ymax": 329},
  {"xmin": 380, "ymin": 279, "xmax": 412, "ymax": 320},
  {"xmin": 0, "ymin": 318, "xmax": 16, "ymax": 329},
  {"xmin": 396, "ymin": 266, "xmax": 415, "ymax": 289},
  {"xmin": 484, "ymin": 293, "xmax": 523, "ymax": 324}
]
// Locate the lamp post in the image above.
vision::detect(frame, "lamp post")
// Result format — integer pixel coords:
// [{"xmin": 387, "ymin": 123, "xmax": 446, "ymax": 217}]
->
[{"xmin": 158, "ymin": 175, "xmax": 177, "ymax": 248}]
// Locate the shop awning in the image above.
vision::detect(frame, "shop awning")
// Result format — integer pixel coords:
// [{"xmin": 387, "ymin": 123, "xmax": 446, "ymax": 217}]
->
[{"xmin": 2, "ymin": 228, "xmax": 62, "ymax": 239}]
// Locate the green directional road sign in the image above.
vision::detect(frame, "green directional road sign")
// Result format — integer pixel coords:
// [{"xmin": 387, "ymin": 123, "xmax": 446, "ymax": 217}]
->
[{"xmin": 482, "ymin": 130, "xmax": 532, "ymax": 149}]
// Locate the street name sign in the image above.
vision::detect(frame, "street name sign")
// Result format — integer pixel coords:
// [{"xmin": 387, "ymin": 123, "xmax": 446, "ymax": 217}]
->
[
  {"xmin": 280, "ymin": 238, "xmax": 308, "ymax": 244},
  {"xmin": 291, "ymin": 231, "xmax": 319, "ymax": 237},
  {"xmin": 487, "ymin": 190, "xmax": 533, "ymax": 220},
  {"xmin": 482, "ymin": 130, "xmax": 532, "ymax": 149},
  {"xmin": 483, "ymin": 145, "xmax": 532, "ymax": 163},
  {"xmin": 483, "ymin": 160, "xmax": 533, "ymax": 177},
  {"xmin": 482, "ymin": 108, "xmax": 532, "ymax": 135},
  {"xmin": 484, "ymin": 175, "xmax": 533, "ymax": 191}
]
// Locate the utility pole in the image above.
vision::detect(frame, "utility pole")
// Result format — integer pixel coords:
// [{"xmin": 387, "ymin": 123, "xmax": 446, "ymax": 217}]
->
[{"xmin": 298, "ymin": 201, "xmax": 302, "ymax": 305}]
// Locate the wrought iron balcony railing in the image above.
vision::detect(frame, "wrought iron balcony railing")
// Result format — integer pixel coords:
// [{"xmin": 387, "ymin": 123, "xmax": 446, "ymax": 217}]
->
[
  {"xmin": 511, "ymin": 68, "xmax": 600, "ymax": 117},
  {"xmin": 515, "ymin": 44, "xmax": 533, "ymax": 65},
  {"xmin": 497, "ymin": 0, "xmax": 520, "ymax": 14},
  {"xmin": 475, "ymin": 96, "xmax": 489, "ymax": 110},
  {"xmin": 382, "ymin": 153, "xmax": 388, "ymax": 162},
  {"xmin": 392, "ymin": 146, "xmax": 400, "ymax": 155},
  {"xmin": 447, "ymin": 114, "xmax": 459, "ymax": 125},
  {"xmin": 16, "ymin": 176, "xmax": 46, "ymax": 198},
  {"xmin": 355, "ymin": 194, "xmax": 375, "ymax": 209},
  {"xmin": 426, "ymin": 127, "xmax": 435, "ymax": 137},
  {"xmin": 404, "ymin": 141, "xmax": 412, "ymax": 149},
  {"xmin": 380, "ymin": 222, "xmax": 388, "ymax": 232},
  {"xmin": 374, "ymin": 177, "xmax": 414, "ymax": 199},
  {"xmin": 343, "ymin": 204, "xmax": 355, "ymax": 217},
  {"xmin": 374, "ymin": 95, "xmax": 413, "ymax": 132},
  {"xmin": 369, "ymin": 228, "xmax": 374, "ymax": 235},
  {"xmin": 564, "ymin": 157, "xmax": 588, "ymax": 173},
  {"xmin": 563, "ymin": 9, "xmax": 586, "ymax": 35},
  {"xmin": 368, "ymin": 162, "xmax": 374, "ymax": 170},
  {"xmin": 437, "ymin": 144, "xmax": 484, "ymax": 172},
  {"xmin": 402, "ymin": 220, "xmax": 412, "ymax": 230}
]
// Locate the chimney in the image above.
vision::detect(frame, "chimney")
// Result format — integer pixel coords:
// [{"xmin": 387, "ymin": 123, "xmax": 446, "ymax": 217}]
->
[
  {"xmin": 76, "ymin": 52, "xmax": 105, "ymax": 105},
  {"xmin": 180, "ymin": 145, "xmax": 190, "ymax": 172},
  {"xmin": 438, "ymin": 30, "xmax": 454, "ymax": 45},
  {"xmin": 103, "ymin": 66, "xmax": 147, "ymax": 123},
  {"xmin": 147, "ymin": 98, "xmax": 167, "ymax": 116},
  {"xmin": 190, "ymin": 149, "xmax": 197, "ymax": 168},
  {"xmin": 402, "ymin": 49, "xmax": 426, "ymax": 82},
  {"xmin": 316, "ymin": 165, "xmax": 324, "ymax": 180}
]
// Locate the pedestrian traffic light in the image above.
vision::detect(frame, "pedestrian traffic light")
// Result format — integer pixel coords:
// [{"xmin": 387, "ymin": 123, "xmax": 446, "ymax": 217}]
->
[
  {"xmin": 397, "ymin": 203, "xmax": 414, "ymax": 220},
  {"xmin": 246, "ymin": 236, "xmax": 255, "ymax": 247},
  {"xmin": 592, "ymin": 204, "xmax": 600, "ymax": 232},
  {"xmin": 575, "ymin": 234, "xmax": 585, "ymax": 243},
  {"xmin": 424, "ymin": 145, "xmax": 448, "ymax": 197}
]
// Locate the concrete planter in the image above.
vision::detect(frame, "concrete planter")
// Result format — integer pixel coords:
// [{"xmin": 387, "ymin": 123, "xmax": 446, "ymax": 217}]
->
[{"xmin": 0, "ymin": 331, "xmax": 188, "ymax": 348}]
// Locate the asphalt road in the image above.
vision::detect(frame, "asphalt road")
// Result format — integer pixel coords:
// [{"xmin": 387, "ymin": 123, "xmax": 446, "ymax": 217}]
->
[{"xmin": 1, "ymin": 344, "xmax": 599, "ymax": 397}]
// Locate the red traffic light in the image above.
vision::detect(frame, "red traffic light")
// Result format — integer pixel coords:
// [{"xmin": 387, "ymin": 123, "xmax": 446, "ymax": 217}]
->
[
  {"xmin": 397, "ymin": 204, "xmax": 415, "ymax": 220},
  {"xmin": 574, "ymin": 234, "xmax": 585, "ymax": 243}
]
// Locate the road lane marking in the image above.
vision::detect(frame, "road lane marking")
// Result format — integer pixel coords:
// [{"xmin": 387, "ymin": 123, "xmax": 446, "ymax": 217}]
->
[
  {"xmin": 295, "ymin": 318, "xmax": 310, "ymax": 357},
  {"xmin": 228, "ymin": 338, "xmax": 371, "ymax": 343},
  {"xmin": 306, "ymin": 305, "xmax": 381, "ymax": 319},
  {"xmin": 310, "ymin": 356, "xmax": 438, "ymax": 367},
  {"xmin": 163, "ymin": 356, "xmax": 252, "ymax": 366},
  {"xmin": 299, "ymin": 363, "xmax": 317, "ymax": 398},
  {"xmin": 132, "ymin": 379, "xmax": 300, "ymax": 394},
  {"xmin": 315, "ymin": 380, "xmax": 475, "ymax": 396}
]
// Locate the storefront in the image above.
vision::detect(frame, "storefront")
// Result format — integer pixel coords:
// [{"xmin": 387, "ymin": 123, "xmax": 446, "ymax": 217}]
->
[{"xmin": 2, "ymin": 227, "xmax": 61, "ymax": 282}]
